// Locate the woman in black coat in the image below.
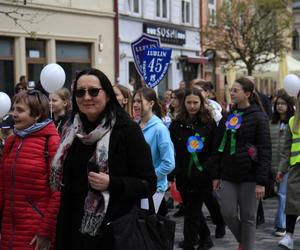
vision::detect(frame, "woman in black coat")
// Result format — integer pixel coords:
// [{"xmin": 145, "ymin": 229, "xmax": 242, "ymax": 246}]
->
[
  {"xmin": 211, "ymin": 77, "xmax": 271, "ymax": 250},
  {"xmin": 50, "ymin": 68, "xmax": 157, "ymax": 250},
  {"xmin": 169, "ymin": 88, "xmax": 219, "ymax": 250}
]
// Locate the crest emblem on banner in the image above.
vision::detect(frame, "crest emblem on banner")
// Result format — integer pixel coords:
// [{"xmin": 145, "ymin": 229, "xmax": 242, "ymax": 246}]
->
[
  {"xmin": 131, "ymin": 34, "xmax": 160, "ymax": 77},
  {"xmin": 142, "ymin": 47, "xmax": 172, "ymax": 88}
]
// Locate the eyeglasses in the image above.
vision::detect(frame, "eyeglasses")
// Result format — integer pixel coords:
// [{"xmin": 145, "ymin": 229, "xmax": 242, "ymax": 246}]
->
[
  {"xmin": 28, "ymin": 90, "xmax": 42, "ymax": 103},
  {"xmin": 276, "ymin": 102, "xmax": 287, "ymax": 106},
  {"xmin": 75, "ymin": 88, "xmax": 103, "ymax": 98},
  {"xmin": 229, "ymin": 88, "xmax": 243, "ymax": 93}
]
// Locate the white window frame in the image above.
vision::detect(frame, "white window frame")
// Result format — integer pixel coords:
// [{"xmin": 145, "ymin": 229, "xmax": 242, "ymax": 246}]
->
[
  {"xmin": 208, "ymin": 0, "xmax": 217, "ymax": 26},
  {"xmin": 181, "ymin": 0, "xmax": 192, "ymax": 24},
  {"xmin": 156, "ymin": 0, "xmax": 169, "ymax": 20},
  {"xmin": 126, "ymin": 0, "xmax": 141, "ymax": 16}
]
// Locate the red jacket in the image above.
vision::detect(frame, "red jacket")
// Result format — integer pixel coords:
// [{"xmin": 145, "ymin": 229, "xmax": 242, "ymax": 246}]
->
[{"xmin": 0, "ymin": 122, "xmax": 60, "ymax": 250}]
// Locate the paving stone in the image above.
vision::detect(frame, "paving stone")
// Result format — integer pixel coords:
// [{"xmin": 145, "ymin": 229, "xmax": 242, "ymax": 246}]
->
[{"xmin": 171, "ymin": 197, "xmax": 300, "ymax": 250}]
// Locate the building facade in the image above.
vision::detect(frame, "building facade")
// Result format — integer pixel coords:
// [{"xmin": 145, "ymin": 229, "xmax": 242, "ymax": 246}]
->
[
  {"xmin": 0, "ymin": 0, "xmax": 116, "ymax": 97},
  {"xmin": 118, "ymin": 0, "xmax": 203, "ymax": 97},
  {"xmin": 293, "ymin": 1, "xmax": 300, "ymax": 60}
]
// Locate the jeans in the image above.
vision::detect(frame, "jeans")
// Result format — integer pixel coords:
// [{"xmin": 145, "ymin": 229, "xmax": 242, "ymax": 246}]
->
[{"xmin": 275, "ymin": 172, "xmax": 289, "ymax": 229}]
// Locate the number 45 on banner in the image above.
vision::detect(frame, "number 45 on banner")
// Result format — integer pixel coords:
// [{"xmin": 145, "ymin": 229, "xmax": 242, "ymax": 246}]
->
[{"xmin": 142, "ymin": 47, "xmax": 172, "ymax": 88}]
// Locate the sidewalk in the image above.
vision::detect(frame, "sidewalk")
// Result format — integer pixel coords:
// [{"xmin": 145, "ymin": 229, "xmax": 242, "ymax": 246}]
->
[{"xmin": 171, "ymin": 197, "xmax": 300, "ymax": 250}]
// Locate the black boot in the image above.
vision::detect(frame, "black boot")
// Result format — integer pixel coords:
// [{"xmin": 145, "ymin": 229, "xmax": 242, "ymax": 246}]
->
[
  {"xmin": 196, "ymin": 236, "xmax": 214, "ymax": 250},
  {"xmin": 215, "ymin": 224, "xmax": 226, "ymax": 238},
  {"xmin": 173, "ymin": 204, "xmax": 184, "ymax": 217}
]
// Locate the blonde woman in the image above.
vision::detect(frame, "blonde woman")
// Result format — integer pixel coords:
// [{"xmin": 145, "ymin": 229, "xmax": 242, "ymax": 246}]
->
[{"xmin": 49, "ymin": 88, "xmax": 71, "ymax": 135}]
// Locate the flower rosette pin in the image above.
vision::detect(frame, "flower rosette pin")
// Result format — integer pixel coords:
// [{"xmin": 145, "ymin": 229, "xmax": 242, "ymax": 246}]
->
[
  {"xmin": 186, "ymin": 135, "xmax": 204, "ymax": 153},
  {"xmin": 225, "ymin": 113, "xmax": 243, "ymax": 130}
]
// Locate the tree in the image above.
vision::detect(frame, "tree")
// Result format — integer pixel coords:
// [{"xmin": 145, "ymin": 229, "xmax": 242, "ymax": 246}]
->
[
  {"xmin": 202, "ymin": 0, "xmax": 293, "ymax": 75},
  {"xmin": 0, "ymin": 0, "xmax": 51, "ymax": 37}
]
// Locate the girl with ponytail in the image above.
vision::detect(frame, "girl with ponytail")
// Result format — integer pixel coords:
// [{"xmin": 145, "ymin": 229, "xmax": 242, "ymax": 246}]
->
[
  {"xmin": 133, "ymin": 87, "xmax": 175, "ymax": 214},
  {"xmin": 210, "ymin": 77, "xmax": 271, "ymax": 250}
]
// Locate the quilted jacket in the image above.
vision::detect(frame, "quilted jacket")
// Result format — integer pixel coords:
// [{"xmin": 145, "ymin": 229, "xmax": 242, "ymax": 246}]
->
[{"xmin": 0, "ymin": 122, "xmax": 60, "ymax": 250}]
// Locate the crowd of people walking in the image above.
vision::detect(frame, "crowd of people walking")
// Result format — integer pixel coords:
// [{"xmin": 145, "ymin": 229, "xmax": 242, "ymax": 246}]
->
[{"xmin": 0, "ymin": 68, "xmax": 300, "ymax": 250}]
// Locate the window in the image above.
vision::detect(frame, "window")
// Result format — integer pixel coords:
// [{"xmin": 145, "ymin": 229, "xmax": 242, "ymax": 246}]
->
[
  {"xmin": 26, "ymin": 39, "xmax": 46, "ymax": 87},
  {"xmin": 56, "ymin": 42, "xmax": 91, "ymax": 89},
  {"xmin": 208, "ymin": 8, "xmax": 216, "ymax": 26},
  {"xmin": 293, "ymin": 29, "xmax": 299, "ymax": 51},
  {"xmin": 0, "ymin": 37, "xmax": 14, "ymax": 97},
  {"xmin": 181, "ymin": 0, "xmax": 191, "ymax": 24},
  {"xmin": 156, "ymin": 0, "xmax": 168, "ymax": 19},
  {"xmin": 126, "ymin": 0, "xmax": 141, "ymax": 15},
  {"xmin": 208, "ymin": 0, "xmax": 217, "ymax": 26}
]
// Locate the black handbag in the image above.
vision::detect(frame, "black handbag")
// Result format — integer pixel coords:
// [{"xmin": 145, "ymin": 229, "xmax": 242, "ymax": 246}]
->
[{"xmin": 109, "ymin": 194, "xmax": 176, "ymax": 250}]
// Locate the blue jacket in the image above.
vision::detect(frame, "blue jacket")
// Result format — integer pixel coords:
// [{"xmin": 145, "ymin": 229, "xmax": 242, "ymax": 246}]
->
[{"xmin": 142, "ymin": 115, "xmax": 175, "ymax": 192}]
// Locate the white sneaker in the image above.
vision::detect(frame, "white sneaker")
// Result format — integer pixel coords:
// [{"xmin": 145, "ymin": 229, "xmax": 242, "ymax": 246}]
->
[{"xmin": 278, "ymin": 234, "xmax": 294, "ymax": 250}]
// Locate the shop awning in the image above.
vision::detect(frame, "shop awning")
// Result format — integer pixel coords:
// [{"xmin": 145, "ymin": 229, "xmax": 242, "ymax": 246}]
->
[{"xmin": 187, "ymin": 56, "xmax": 209, "ymax": 64}]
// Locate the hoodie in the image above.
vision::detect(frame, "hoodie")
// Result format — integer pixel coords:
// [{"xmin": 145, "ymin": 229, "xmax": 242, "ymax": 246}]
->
[{"xmin": 142, "ymin": 115, "xmax": 175, "ymax": 192}]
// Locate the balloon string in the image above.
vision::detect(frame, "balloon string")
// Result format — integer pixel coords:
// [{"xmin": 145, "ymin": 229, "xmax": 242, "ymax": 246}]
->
[{"xmin": 50, "ymin": 97, "xmax": 53, "ymax": 119}]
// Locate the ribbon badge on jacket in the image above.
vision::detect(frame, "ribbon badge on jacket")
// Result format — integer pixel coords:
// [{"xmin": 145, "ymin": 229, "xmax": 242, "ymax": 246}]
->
[
  {"xmin": 186, "ymin": 133, "xmax": 205, "ymax": 177},
  {"xmin": 218, "ymin": 111, "xmax": 243, "ymax": 155}
]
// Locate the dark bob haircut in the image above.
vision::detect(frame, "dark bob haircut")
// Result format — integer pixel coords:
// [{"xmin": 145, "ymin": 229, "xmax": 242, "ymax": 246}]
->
[
  {"xmin": 71, "ymin": 68, "xmax": 123, "ymax": 127},
  {"xmin": 271, "ymin": 92, "xmax": 295, "ymax": 124},
  {"xmin": 13, "ymin": 90, "xmax": 50, "ymax": 122}
]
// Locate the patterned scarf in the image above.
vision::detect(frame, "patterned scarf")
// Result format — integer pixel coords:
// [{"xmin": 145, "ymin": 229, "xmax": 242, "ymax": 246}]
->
[{"xmin": 50, "ymin": 113, "xmax": 115, "ymax": 236}]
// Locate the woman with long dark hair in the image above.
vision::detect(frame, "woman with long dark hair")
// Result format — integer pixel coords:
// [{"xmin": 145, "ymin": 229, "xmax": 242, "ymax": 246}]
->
[
  {"xmin": 270, "ymin": 92, "xmax": 294, "ymax": 237},
  {"xmin": 51, "ymin": 69, "xmax": 156, "ymax": 250},
  {"xmin": 169, "ymin": 88, "xmax": 220, "ymax": 250},
  {"xmin": 277, "ymin": 90, "xmax": 300, "ymax": 249}
]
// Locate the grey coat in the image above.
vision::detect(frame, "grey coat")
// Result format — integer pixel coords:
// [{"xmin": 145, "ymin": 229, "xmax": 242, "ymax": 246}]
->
[
  {"xmin": 278, "ymin": 126, "xmax": 300, "ymax": 215},
  {"xmin": 270, "ymin": 122, "xmax": 288, "ymax": 175}
]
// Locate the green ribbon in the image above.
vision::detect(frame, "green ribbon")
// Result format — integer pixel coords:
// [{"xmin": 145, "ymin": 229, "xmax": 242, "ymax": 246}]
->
[
  {"xmin": 187, "ymin": 152, "xmax": 203, "ymax": 177},
  {"xmin": 230, "ymin": 130, "xmax": 237, "ymax": 154},
  {"xmin": 187, "ymin": 133, "xmax": 204, "ymax": 177},
  {"xmin": 218, "ymin": 111, "xmax": 243, "ymax": 155},
  {"xmin": 218, "ymin": 131, "xmax": 227, "ymax": 153}
]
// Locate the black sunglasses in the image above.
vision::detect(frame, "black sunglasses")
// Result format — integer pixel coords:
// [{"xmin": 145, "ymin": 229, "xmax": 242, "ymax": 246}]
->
[
  {"xmin": 75, "ymin": 88, "xmax": 103, "ymax": 98},
  {"xmin": 28, "ymin": 90, "xmax": 42, "ymax": 103}
]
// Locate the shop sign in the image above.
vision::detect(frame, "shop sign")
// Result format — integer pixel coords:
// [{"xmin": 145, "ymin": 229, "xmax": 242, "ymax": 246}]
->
[{"xmin": 143, "ymin": 23, "xmax": 186, "ymax": 45}]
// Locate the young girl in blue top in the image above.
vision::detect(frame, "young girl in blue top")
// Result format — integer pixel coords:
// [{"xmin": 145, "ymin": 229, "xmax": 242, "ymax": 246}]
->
[{"xmin": 133, "ymin": 87, "xmax": 175, "ymax": 213}]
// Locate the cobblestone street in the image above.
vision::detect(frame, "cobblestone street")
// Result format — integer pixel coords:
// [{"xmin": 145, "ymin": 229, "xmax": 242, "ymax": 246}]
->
[{"xmin": 171, "ymin": 197, "xmax": 300, "ymax": 250}]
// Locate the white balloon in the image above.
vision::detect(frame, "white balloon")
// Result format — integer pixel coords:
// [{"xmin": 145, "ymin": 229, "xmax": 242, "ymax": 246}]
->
[
  {"xmin": 40, "ymin": 63, "xmax": 66, "ymax": 93},
  {"xmin": 283, "ymin": 74, "xmax": 300, "ymax": 97},
  {"xmin": 0, "ymin": 92, "xmax": 11, "ymax": 118}
]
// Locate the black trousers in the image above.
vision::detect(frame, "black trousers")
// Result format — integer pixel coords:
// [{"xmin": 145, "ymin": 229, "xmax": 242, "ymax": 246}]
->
[
  {"xmin": 180, "ymin": 191, "xmax": 211, "ymax": 247},
  {"xmin": 204, "ymin": 191, "xmax": 225, "ymax": 227},
  {"xmin": 286, "ymin": 214, "xmax": 299, "ymax": 234}
]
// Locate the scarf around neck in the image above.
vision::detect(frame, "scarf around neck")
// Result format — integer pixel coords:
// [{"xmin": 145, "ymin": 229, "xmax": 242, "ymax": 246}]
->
[
  {"xmin": 14, "ymin": 119, "xmax": 52, "ymax": 138},
  {"xmin": 50, "ymin": 113, "xmax": 115, "ymax": 236}
]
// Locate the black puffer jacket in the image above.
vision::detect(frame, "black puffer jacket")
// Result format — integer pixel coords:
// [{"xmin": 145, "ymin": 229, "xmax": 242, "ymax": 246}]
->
[
  {"xmin": 169, "ymin": 119, "xmax": 216, "ymax": 193},
  {"xmin": 209, "ymin": 104, "xmax": 271, "ymax": 186}
]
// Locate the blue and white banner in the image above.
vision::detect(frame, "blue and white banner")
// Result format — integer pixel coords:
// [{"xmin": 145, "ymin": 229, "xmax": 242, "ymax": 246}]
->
[
  {"xmin": 131, "ymin": 34, "xmax": 160, "ymax": 77},
  {"xmin": 142, "ymin": 47, "xmax": 172, "ymax": 88}
]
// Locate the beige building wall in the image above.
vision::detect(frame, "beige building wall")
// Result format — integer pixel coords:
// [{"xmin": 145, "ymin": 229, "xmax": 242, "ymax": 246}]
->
[
  {"xmin": 201, "ymin": 0, "xmax": 226, "ymax": 104},
  {"xmin": 0, "ymin": 0, "xmax": 115, "ymax": 85}
]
